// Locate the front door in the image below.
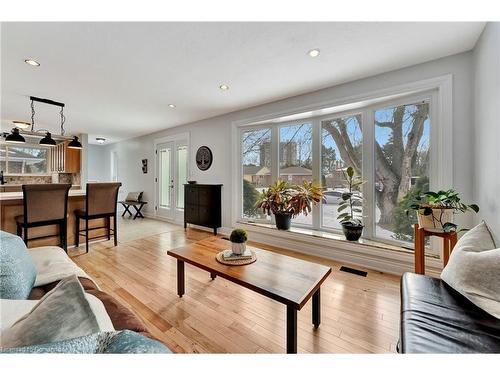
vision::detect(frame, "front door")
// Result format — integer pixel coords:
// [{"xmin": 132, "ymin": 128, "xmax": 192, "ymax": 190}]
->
[{"xmin": 156, "ymin": 139, "xmax": 188, "ymax": 221}]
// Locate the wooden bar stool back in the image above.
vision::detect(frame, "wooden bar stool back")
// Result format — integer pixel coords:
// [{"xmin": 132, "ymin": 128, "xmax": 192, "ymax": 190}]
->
[
  {"xmin": 75, "ymin": 182, "xmax": 122, "ymax": 252},
  {"xmin": 16, "ymin": 183, "xmax": 72, "ymax": 251}
]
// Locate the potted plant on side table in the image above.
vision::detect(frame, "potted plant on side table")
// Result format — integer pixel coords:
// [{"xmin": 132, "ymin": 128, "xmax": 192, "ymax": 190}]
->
[
  {"xmin": 256, "ymin": 179, "xmax": 323, "ymax": 230},
  {"xmin": 230, "ymin": 228, "xmax": 248, "ymax": 255},
  {"xmin": 406, "ymin": 189, "xmax": 479, "ymax": 232},
  {"xmin": 338, "ymin": 166, "xmax": 365, "ymax": 241}
]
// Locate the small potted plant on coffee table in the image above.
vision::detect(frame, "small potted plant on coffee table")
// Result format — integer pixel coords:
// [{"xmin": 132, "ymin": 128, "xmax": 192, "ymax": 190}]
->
[
  {"xmin": 230, "ymin": 228, "xmax": 248, "ymax": 255},
  {"xmin": 256, "ymin": 180, "xmax": 323, "ymax": 230},
  {"xmin": 337, "ymin": 166, "xmax": 365, "ymax": 241}
]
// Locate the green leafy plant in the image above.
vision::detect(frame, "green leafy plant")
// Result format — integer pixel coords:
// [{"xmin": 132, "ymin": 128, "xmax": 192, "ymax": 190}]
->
[
  {"xmin": 256, "ymin": 179, "xmax": 323, "ymax": 218},
  {"xmin": 337, "ymin": 166, "xmax": 365, "ymax": 226},
  {"xmin": 405, "ymin": 189, "xmax": 479, "ymax": 232},
  {"xmin": 243, "ymin": 179, "xmax": 260, "ymax": 217},
  {"xmin": 230, "ymin": 229, "xmax": 248, "ymax": 243},
  {"xmin": 392, "ymin": 176, "xmax": 429, "ymax": 242}
]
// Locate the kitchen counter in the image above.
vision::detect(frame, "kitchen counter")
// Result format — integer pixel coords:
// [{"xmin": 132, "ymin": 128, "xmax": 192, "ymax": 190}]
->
[
  {"xmin": 0, "ymin": 184, "xmax": 81, "ymax": 193},
  {"xmin": 0, "ymin": 189, "xmax": 86, "ymax": 201},
  {"xmin": 0, "ymin": 189, "xmax": 107, "ymax": 248},
  {"xmin": 0, "ymin": 189, "xmax": 85, "ymax": 201}
]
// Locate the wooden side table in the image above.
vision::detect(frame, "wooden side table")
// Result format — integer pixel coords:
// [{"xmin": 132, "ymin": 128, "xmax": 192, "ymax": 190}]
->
[{"xmin": 413, "ymin": 224, "xmax": 458, "ymax": 274}]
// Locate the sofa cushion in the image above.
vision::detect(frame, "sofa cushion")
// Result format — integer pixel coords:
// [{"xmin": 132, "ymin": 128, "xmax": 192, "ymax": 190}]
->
[
  {"xmin": 29, "ymin": 246, "xmax": 92, "ymax": 287},
  {"xmin": 86, "ymin": 290, "xmax": 148, "ymax": 333},
  {"xmin": 1, "ymin": 330, "xmax": 171, "ymax": 354},
  {"xmin": 1, "ymin": 293, "xmax": 114, "ymax": 333},
  {"xmin": 441, "ymin": 221, "xmax": 500, "ymax": 319},
  {"xmin": 0, "ymin": 231, "xmax": 37, "ymax": 300},
  {"xmin": 400, "ymin": 272, "xmax": 500, "ymax": 353},
  {"xmin": 102, "ymin": 330, "xmax": 170, "ymax": 353},
  {"xmin": 125, "ymin": 192, "xmax": 143, "ymax": 202},
  {"xmin": 28, "ymin": 276, "xmax": 98, "ymax": 300},
  {"xmin": 0, "ymin": 275, "xmax": 100, "ymax": 348}
]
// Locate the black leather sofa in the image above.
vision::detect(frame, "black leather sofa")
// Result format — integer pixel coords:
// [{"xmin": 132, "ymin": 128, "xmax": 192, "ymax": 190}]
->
[{"xmin": 399, "ymin": 272, "xmax": 500, "ymax": 353}]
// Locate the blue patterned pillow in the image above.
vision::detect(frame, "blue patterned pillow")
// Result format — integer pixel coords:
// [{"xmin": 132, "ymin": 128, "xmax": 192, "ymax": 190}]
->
[
  {"xmin": 0, "ymin": 231, "xmax": 37, "ymax": 299},
  {"xmin": 1, "ymin": 333, "xmax": 103, "ymax": 353},
  {"xmin": 103, "ymin": 330, "xmax": 171, "ymax": 354},
  {"xmin": 1, "ymin": 331, "xmax": 172, "ymax": 354}
]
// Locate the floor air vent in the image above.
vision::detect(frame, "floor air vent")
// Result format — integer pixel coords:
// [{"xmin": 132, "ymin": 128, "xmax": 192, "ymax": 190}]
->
[{"xmin": 339, "ymin": 266, "xmax": 367, "ymax": 277}]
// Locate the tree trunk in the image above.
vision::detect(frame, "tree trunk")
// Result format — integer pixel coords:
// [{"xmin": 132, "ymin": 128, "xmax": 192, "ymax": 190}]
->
[{"xmin": 397, "ymin": 104, "xmax": 428, "ymax": 201}]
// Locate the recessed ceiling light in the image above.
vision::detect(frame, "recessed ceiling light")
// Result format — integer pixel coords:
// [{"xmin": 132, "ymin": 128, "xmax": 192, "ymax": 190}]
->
[
  {"xmin": 24, "ymin": 59, "xmax": 40, "ymax": 66},
  {"xmin": 219, "ymin": 84, "xmax": 229, "ymax": 91},
  {"xmin": 308, "ymin": 49, "xmax": 320, "ymax": 58},
  {"xmin": 168, "ymin": 104, "xmax": 176, "ymax": 108},
  {"xmin": 12, "ymin": 120, "xmax": 31, "ymax": 129},
  {"xmin": 96, "ymin": 137, "xmax": 106, "ymax": 144}
]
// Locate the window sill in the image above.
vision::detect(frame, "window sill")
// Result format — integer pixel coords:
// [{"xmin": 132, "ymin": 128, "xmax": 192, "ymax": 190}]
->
[{"xmin": 238, "ymin": 221, "xmax": 439, "ymax": 260}]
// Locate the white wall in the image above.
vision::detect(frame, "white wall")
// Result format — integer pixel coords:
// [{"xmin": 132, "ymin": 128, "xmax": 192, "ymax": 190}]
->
[
  {"xmin": 473, "ymin": 23, "xmax": 500, "ymax": 242},
  {"xmin": 87, "ymin": 144, "xmax": 111, "ymax": 182},
  {"xmin": 96, "ymin": 51, "xmax": 475, "ymax": 229}
]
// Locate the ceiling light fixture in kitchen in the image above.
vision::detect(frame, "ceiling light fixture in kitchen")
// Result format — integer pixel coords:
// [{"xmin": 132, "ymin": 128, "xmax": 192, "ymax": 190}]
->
[
  {"xmin": 96, "ymin": 137, "xmax": 106, "ymax": 144},
  {"xmin": 24, "ymin": 59, "xmax": 40, "ymax": 66},
  {"xmin": 39, "ymin": 132, "xmax": 56, "ymax": 146},
  {"xmin": 5, "ymin": 128, "xmax": 26, "ymax": 144},
  {"xmin": 308, "ymin": 49, "xmax": 320, "ymax": 57},
  {"xmin": 3, "ymin": 96, "xmax": 83, "ymax": 149},
  {"xmin": 12, "ymin": 120, "xmax": 31, "ymax": 129},
  {"xmin": 68, "ymin": 136, "xmax": 83, "ymax": 149}
]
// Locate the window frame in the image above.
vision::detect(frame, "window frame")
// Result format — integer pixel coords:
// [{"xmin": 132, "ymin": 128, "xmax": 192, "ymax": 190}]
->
[
  {"xmin": 237, "ymin": 89, "xmax": 443, "ymax": 246},
  {"xmin": 0, "ymin": 141, "xmax": 52, "ymax": 176}
]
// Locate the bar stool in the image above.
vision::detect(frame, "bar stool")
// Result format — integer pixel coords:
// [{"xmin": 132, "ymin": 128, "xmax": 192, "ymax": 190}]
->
[
  {"xmin": 75, "ymin": 182, "xmax": 122, "ymax": 252},
  {"xmin": 16, "ymin": 184, "xmax": 72, "ymax": 251}
]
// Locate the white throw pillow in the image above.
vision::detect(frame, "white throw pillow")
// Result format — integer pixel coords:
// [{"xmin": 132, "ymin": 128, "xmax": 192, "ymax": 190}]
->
[{"xmin": 441, "ymin": 221, "xmax": 500, "ymax": 319}]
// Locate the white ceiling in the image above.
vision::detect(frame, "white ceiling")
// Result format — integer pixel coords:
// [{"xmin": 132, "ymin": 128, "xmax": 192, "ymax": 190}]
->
[{"xmin": 1, "ymin": 22, "xmax": 485, "ymax": 144}]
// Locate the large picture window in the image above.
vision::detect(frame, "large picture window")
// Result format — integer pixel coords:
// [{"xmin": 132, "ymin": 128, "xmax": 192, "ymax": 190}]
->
[
  {"xmin": 0, "ymin": 144, "xmax": 49, "ymax": 175},
  {"xmin": 239, "ymin": 93, "xmax": 435, "ymax": 247},
  {"xmin": 279, "ymin": 123, "xmax": 313, "ymax": 226},
  {"xmin": 321, "ymin": 115, "xmax": 362, "ymax": 230},
  {"xmin": 241, "ymin": 128, "xmax": 272, "ymax": 220},
  {"xmin": 374, "ymin": 101, "xmax": 430, "ymax": 243}
]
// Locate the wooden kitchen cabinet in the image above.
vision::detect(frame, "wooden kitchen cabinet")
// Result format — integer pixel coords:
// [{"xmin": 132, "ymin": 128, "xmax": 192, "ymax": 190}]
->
[{"xmin": 50, "ymin": 141, "xmax": 81, "ymax": 173}]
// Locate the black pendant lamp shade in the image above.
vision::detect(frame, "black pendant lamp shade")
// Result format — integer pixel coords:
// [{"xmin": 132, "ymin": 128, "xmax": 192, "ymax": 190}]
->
[
  {"xmin": 5, "ymin": 128, "xmax": 26, "ymax": 144},
  {"xmin": 39, "ymin": 132, "xmax": 56, "ymax": 146},
  {"xmin": 67, "ymin": 136, "xmax": 82, "ymax": 149}
]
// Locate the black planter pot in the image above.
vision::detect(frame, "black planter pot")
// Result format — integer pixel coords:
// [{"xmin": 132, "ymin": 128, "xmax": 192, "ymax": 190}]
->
[
  {"xmin": 341, "ymin": 223, "xmax": 364, "ymax": 241},
  {"xmin": 274, "ymin": 212, "xmax": 292, "ymax": 230}
]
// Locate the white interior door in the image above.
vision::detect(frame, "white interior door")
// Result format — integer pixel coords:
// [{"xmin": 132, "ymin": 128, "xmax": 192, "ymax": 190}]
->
[{"xmin": 156, "ymin": 139, "xmax": 188, "ymax": 221}]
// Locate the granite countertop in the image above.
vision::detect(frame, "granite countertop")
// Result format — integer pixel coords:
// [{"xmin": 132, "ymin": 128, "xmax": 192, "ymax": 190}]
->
[
  {"xmin": 0, "ymin": 189, "xmax": 86, "ymax": 201},
  {"xmin": 0, "ymin": 184, "xmax": 81, "ymax": 187}
]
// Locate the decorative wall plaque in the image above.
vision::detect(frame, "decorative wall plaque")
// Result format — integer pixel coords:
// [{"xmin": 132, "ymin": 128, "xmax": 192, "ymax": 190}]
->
[{"xmin": 196, "ymin": 146, "xmax": 213, "ymax": 171}]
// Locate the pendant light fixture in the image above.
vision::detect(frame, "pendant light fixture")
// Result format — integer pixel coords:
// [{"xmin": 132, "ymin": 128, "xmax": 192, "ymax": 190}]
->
[
  {"xmin": 3, "ymin": 96, "xmax": 83, "ymax": 149},
  {"xmin": 68, "ymin": 136, "xmax": 83, "ymax": 149},
  {"xmin": 5, "ymin": 128, "xmax": 26, "ymax": 144},
  {"xmin": 39, "ymin": 132, "xmax": 56, "ymax": 146}
]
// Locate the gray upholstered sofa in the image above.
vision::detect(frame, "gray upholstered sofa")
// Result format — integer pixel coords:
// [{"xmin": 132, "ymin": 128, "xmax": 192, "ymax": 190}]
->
[{"xmin": 0, "ymin": 230, "xmax": 171, "ymax": 353}]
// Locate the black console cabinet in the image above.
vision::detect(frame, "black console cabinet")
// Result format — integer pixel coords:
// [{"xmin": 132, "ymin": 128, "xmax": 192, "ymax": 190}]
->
[{"xmin": 184, "ymin": 184, "xmax": 222, "ymax": 235}]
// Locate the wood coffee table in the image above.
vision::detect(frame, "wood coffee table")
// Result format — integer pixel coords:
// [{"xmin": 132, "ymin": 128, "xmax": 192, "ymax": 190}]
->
[{"xmin": 167, "ymin": 237, "xmax": 332, "ymax": 353}]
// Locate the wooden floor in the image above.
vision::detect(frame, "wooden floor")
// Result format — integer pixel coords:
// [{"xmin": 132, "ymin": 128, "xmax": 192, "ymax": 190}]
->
[{"xmin": 70, "ymin": 218, "xmax": 401, "ymax": 353}]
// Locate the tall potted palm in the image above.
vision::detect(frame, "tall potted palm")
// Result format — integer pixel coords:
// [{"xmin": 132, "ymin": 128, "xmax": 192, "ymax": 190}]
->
[{"xmin": 256, "ymin": 180, "xmax": 323, "ymax": 230}]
